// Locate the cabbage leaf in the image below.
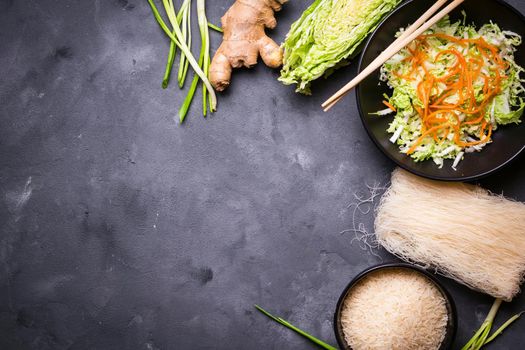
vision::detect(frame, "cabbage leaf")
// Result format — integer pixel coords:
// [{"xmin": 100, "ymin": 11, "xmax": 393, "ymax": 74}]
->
[{"xmin": 279, "ymin": 0, "xmax": 403, "ymax": 94}]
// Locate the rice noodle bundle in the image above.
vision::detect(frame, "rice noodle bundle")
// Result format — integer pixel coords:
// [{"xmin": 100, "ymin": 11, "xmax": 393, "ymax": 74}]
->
[{"xmin": 375, "ymin": 168, "xmax": 525, "ymax": 301}]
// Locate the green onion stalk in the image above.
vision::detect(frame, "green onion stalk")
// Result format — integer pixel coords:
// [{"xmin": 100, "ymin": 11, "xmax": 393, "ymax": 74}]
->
[
  {"xmin": 255, "ymin": 305, "xmax": 337, "ymax": 350},
  {"xmin": 197, "ymin": 0, "xmax": 211, "ymax": 116},
  {"xmin": 147, "ymin": 0, "xmax": 217, "ymax": 116},
  {"xmin": 207, "ymin": 22, "xmax": 223, "ymax": 33},
  {"xmin": 461, "ymin": 298, "xmax": 523, "ymax": 350},
  {"xmin": 178, "ymin": 45, "xmax": 204, "ymax": 122},
  {"xmin": 178, "ymin": 0, "xmax": 214, "ymax": 122},
  {"xmin": 160, "ymin": 0, "xmax": 178, "ymax": 89},
  {"xmin": 161, "ymin": 0, "xmax": 184, "ymax": 89},
  {"xmin": 177, "ymin": 0, "xmax": 191, "ymax": 87},
  {"xmin": 162, "ymin": 35, "xmax": 176, "ymax": 89}
]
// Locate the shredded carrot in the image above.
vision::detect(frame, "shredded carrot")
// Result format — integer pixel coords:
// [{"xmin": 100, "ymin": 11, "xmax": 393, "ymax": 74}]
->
[
  {"xmin": 392, "ymin": 31, "xmax": 507, "ymax": 154},
  {"xmin": 407, "ymin": 123, "xmax": 451, "ymax": 155},
  {"xmin": 383, "ymin": 100, "xmax": 397, "ymax": 112}
]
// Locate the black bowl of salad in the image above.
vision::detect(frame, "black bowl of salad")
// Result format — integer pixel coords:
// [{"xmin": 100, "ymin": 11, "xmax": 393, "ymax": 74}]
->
[{"xmin": 356, "ymin": 0, "xmax": 525, "ymax": 181}]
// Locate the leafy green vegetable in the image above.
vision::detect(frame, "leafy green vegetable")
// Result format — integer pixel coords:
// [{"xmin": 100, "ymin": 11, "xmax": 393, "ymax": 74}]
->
[
  {"xmin": 493, "ymin": 95, "xmax": 525, "ymax": 125},
  {"xmin": 279, "ymin": 0, "xmax": 403, "ymax": 94},
  {"xmin": 254, "ymin": 305, "xmax": 337, "ymax": 350}
]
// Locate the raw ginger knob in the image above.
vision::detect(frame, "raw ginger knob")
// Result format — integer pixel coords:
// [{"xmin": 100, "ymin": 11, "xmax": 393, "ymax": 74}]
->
[{"xmin": 209, "ymin": 0, "xmax": 287, "ymax": 91}]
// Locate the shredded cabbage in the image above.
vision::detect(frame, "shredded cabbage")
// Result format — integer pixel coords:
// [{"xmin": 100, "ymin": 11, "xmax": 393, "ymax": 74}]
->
[{"xmin": 379, "ymin": 15, "xmax": 525, "ymax": 168}]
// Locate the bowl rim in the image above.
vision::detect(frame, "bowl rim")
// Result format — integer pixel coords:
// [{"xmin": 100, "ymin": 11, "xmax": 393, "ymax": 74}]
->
[
  {"xmin": 333, "ymin": 262, "xmax": 457, "ymax": 350},
  {"xmin": 355, "ymin": 0, "xmax": 525, "ymax": 182}
]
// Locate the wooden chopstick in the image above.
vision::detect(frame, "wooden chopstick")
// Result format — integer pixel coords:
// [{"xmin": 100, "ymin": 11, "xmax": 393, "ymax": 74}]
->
[
  {"xmin": 322, "ymin": 0, "xmax": 464, "ymax": 111},
  {"xmin": 395, "ymin": 0, "xmax": 449, "ymax": 42},
  {"xmin": 321, "ymin": 0, "xmax": 447, "ymax": 111}
]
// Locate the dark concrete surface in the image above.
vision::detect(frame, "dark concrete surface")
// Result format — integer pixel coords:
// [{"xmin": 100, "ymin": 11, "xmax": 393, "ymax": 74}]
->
[{"xmin": 0, "ymin": 0, "xmax": 524, "ymax": 349}]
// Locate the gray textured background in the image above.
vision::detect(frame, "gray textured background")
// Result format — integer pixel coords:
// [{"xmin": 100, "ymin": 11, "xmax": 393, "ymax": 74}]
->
[{"xmin": 0, "ymin": 0, "xmax": 524, "ymax": 349}]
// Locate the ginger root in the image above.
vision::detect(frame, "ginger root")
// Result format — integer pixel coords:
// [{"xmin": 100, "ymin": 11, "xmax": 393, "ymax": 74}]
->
[{"xmin": 209, "ymin": 0, "xmax": 287, "ymax": 91}]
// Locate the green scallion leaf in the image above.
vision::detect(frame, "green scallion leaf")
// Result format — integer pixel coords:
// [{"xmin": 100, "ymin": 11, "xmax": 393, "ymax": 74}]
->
[
  {"xmin": 207, "ymin": 22, "xmax": 223, "ymax": 33},
  {"xmin": 147, "ymin": 0, "xmax": 217, "ymax": 111},
  {"xmin": 461, "ymin": 299, "xmax": 523, "ymax": 350},
  {"xmin": 254, "ymin": 305, "xmax": 338, "ymax": 350}
]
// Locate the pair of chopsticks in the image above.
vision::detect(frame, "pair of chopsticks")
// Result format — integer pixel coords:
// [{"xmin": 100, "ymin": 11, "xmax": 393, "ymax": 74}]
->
[{"xmin": 321, "ymin": 0, "xmax": 465, "ymax": 111}]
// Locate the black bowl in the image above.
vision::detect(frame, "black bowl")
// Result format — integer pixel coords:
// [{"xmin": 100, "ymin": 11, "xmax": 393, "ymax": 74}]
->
[
  {"xmin": 333, "ymin": 263, "xmax": 457, "ymax": 350},
  {"xmin": 356, "ymin": 0, "xmax": 525, "ymax": 181}
]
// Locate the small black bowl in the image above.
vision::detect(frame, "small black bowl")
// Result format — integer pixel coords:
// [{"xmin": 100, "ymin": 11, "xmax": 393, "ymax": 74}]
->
[
  {"xmin": 334, "ymin": 263, "xmax": 457, "ymax": 350},
  {"xmin": 356, "ymin": 0, "xmax": 525, "ymax": 181}
]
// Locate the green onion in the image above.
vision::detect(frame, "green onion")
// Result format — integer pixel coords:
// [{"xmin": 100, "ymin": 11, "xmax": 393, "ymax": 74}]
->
[
  {"xmin": 178, "ymin": 70, "xmax": 201, "ymax": 122},
  {"xmin": 149, "ymin": 0, "xmax": 217, "ymax": 123},
  {"xmin": 197, "ymin": 0, "xmax": 211, "ymax": 116},
  {"xmin": 161, "ymin": 3, "xmax": 185, "ymax": 89},
  {"xmin": 147, "ymin": 0, "xmax": 217, "ymax": 111},
  {"xmin": 207, "ymin": 56, "xmax": 213, "ymax": 108},
  {"xmin": 162, "ymin": 38, "xmax": 176, "ymax": 89},
  {"xmin": 254, "ymin": 305, "xmax": 338, "ymax": 350},
  {"xmin": 178, "ymin": 0, "xmax": 212, "ymax": 122},
  {"xmin": 485, "ymin": 311, "xmax": 524, "ymax": 344},
  {"xmin": 207, "ymin": 22, "xmax": 223, "ymax": 33},
  {"xmin": 177, "ymin": 0, "xmax": 191, "ymax": 87},
  {"xmin": 178, "ymin": 46, "xmax": 204, "ymax": 123},
  {"xmin": 461, "ymin": 298, "xmax": 523, "ymax": 350}
]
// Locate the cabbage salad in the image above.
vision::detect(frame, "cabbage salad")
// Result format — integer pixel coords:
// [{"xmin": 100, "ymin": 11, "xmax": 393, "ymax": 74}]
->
[{"xmin": 378, "ymin": 16, "xmax": 525, "ymax": 169}]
